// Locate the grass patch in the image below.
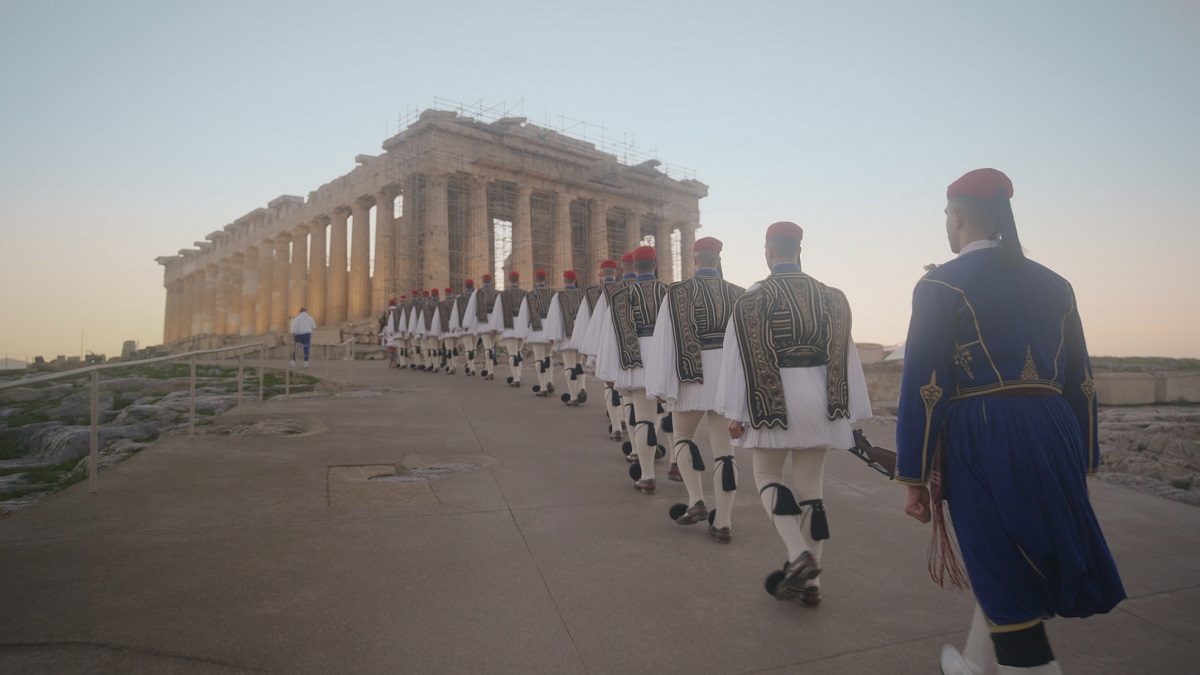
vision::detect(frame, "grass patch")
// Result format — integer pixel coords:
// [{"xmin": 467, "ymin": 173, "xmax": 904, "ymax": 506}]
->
[{"xmin": 0, "ymin": 457, "xmax": 87, "ymax": 501}]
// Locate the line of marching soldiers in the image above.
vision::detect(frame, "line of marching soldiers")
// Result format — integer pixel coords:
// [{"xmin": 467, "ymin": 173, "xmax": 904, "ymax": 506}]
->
[{"xmin": 378, "ymin": 225, "xmax": 881, "ymax": 616}]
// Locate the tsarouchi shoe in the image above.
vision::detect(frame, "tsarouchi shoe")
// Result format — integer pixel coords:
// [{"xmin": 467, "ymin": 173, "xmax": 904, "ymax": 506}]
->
[
  {"xmin": 667, "ymin": 463, "xmax": 682, "ymax": 482},
  {"xmin": 634, "ymin": 478, "xmax": 656, "ymax": 494},
  {"xmin": 770, "ymin": 551, "xmax": 821, "ymax": 601},
  {"xmin": 798, "ymin": 585, "xmax": 821, "ymax": 608},
  {"xmin": 708, "ymin": 525, "xmax": 732, "ymax": 543},
  {"xmin": 672, "ymin": 500, "xmax": 708, "ymax": 525}
]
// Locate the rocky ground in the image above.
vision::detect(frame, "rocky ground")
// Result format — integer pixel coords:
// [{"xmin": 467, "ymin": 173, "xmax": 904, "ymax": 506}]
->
[{"xmin": 2, "ymin": 361, "xmax": 1196, "ymax": 514}]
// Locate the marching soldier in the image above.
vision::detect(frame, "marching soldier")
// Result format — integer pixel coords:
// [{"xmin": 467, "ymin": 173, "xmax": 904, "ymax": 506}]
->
[
  {"xmin": 897, "ymin": 169, "xmax": 1123, "ymax": 674},
  {"xmin": 437, "ymin": 287, "xmax": 458, "ymax": 374},
  {"xmin": 544, "ymin": 269, "xmax": 587, "ymax": 406},
  {"xmin": 490, "ymin": 270, "xmax": 529, "ymax": 387},
  {"xmin": 450, "ymin": 279, "xmax": 477, "ymax": 376},
  {"xmin": 463, "ymin": 274, "xmax": 500, "ymax": 379},
  {"xmin": 717, "ymin": 221, "xmax": 872, "ymax": 606},
  {"xmin": 518, "ymin": 270, "xmax": 557, "ymax": 397},
  {"xmin": 646, "ymin": 237, "xmax": 745, "ymax": 541},
  {"xmin": 581, "ymin": 254, "xmax": 634, "ymax": 442},
  {"xmin": 592, "ymin": 245, "xmax": 668, "ymax": 493}
]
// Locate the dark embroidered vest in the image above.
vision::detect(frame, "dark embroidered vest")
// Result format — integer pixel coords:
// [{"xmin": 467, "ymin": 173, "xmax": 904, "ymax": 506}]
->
[
  {"xmin": 474, "ymin": 287, "xmax": 498, "ymax": 323},
  {"xmin": 438, "ymin": 298, "xmax": 454, "ymax": 333},
  {"xmin": 732, "ymin": 272, "xmax": 852, "ymax": 428},
  {"xmin": 455, "ymin": 292, "xmax": 471, "ymax": 324},
  {"xmin": 422, "ymin": 301, "xmax": 437, "ymax": 332},
  {"xmin": 391, "ymin": 307, "xmax": 404, "ymax": 333},
  {"xmin": 584, "ymin": 284, "xmax": 605, "ymax": 312},
  {"xmin": 668, "ymin": 276, "xmax": 745, "ymax": 383},
  {"xmin": 556, "ymin": 288, "xmax": 585, "ymax": 338},
  {"xmin": 609, "ymin": 279, "xmax": 667, "ymax": 369},
  {"xmin": 499, "ymin": 287, "xmax": 527, "ymax": 330},
  {"xmin": 526, "ymin": 287, "xmax": 554, "ymax": 332}
]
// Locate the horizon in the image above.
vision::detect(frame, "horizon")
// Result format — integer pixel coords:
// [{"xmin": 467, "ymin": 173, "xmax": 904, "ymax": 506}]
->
[{"xmin": 2, "ymin": 1, "xmax": 1198, "ymax": 360}]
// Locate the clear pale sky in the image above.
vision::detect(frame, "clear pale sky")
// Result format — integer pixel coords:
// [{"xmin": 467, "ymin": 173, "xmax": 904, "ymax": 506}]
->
[{"xmin": 2, "ymin": 0, "xmax": 1198, "ymax": 362}]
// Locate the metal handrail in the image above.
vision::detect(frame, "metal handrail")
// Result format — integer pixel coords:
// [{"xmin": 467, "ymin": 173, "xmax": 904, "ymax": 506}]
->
[{"xmin": 0, "ymin": 342, "xmax": 266, "ymax": 493}]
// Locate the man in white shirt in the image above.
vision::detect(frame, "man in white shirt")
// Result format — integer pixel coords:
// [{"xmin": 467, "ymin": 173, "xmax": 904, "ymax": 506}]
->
[{"xmin": 289, "ymin": 308, "xmax": 317, "ymax": 367}]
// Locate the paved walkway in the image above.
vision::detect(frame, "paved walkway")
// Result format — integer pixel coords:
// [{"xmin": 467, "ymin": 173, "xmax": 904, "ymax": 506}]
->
[{"xmin": 1, "ymin": 359, "xmax": 1197, "ymax": 674}]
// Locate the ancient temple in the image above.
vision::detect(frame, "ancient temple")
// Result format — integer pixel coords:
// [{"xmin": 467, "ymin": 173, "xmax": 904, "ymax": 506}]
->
[{"xmin": 156, "ymin": 106, "xmax": 707, "ymax": 345}]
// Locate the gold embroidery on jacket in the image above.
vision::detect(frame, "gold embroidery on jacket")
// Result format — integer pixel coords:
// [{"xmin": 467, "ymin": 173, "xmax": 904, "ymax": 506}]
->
[
  {"xmin": 499, "ymin": 288, "xmax": 527, "ymax": 330},
  {"xmin": 473, "ymin": 287, "xmax": 497, "ymax": 323},
  {"xmin": 953, "ymin": 346, "xmax": 975, "ymax": 380},
  {"xmin": 1021, "ymin": 346, "xmax": 1040, "ymax": 381},
  {"xmin": 556, "ymin": 288, "xmax": 584, "ymax": 337},
  {"xmin": 526, "ymin": 288, "xmax": 554, "ymax": 332},
  {"xmin": 610, "ymin": 280, "xmax": 666, "ymax": 369}
]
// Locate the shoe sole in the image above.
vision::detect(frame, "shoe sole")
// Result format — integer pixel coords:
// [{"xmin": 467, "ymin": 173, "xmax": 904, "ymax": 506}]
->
[
  {"xmin": 774, "ymin": 556, "xmax": 821, "ymax": 601},
  {"xmin": 675, "ymin": 509, "xmax": 708, "ymax": 525},
  {"xmin": 708, "ymin": 527, "xmax": 732, "ymax": 543}
]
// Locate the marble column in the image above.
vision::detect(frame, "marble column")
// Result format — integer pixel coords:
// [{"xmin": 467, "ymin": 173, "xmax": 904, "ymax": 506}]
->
[
  {"xmin": 224, "ymin": 255, "xmax": 242, "ymax": 337},
  {"xmin": 241, "ymin": 247, "xmax": 259, "ymax": 337},
  {"xmin": 372, "ymin": 187, "xmax": 397, "ymax": 314},
  {"xmin": 626, "ymin": 209, "xmax": 642, "ymax": 252},
  {"xmin": 655, "ymin": 219, "xmax": 674, "ymax": 282},
  {"xmin": 214, "ymin": 263, "xmax": 230, "ymax": 336},
  {"xmin": 588, "ymin": 198, "xmax": 609, "ymax": 270},
  {"xmin": 466, "ymin": 176, "xmax": 490, "ymax": 282},
  {"xmin": 272, "ymin": 234, "xmax": 291, "ymax": 333},
  {"xmin": 164, "ymin": 280, "xmax": 182, "ymax": 343},
  {"xmin": 513, "ymin": 184, "xmax": 534, "ymax": 280},
  {"xmin": 289, "ymin": 227, "xmax": 309, "ymax": 318},
  {"xmin": 255, "ymin": 243, "xmax": 272, "ymax": 334},
  {"xmin": 189, "ymin": 271, "xmax": 204, "ymax": 337},
  {"xmin": 422, "ymin": 174, "xmax": 449, "ymax": 289},
  {"xmin": 307, "ymin": 219, "xmax": 328, "ymax": 325},
  {"xmin": 679, "ymin": 221, "xmax": 697, "ymax": 279},
  {"xmin": 554, "ymin": 193, "xmax": 573, "ymax": 278},
  {"xmin": 349, "ymin": 197, "xmax": 371, "ymax": 319},
  {"xmin": 202, "ymin": 264, "xmax": 218, "ymax": 335},
  {"xmin": 327, "ymin": 206, "xmax": 350, "ymax": 323},
  {"xmin": 394, "ymin": 181, "xmax": 415, "ymax": 297}
]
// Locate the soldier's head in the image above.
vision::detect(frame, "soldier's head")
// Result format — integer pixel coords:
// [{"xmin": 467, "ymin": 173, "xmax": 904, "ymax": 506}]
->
[
  {"xmin": 563, "ymin": 270, "xmax": 578, "ymax": 287},
  {"xmin": 507, "ymin": 270, "xmax": 520, "ymax": 287},
  {"xmin": 945, "ymin": 168, "xmax": 1023, "ymax": 265},
  {"xmin": 764, "ymin": 221, "xmax": 804, "ymax": 266},
  {"xmin": 464, "ymin": 278, "xmax": 475, "ymax": 291},
  {"xmin": 620, "ymin": 251, "xmax": 636, "ymax": 279},
  {"xmin": 534, "ymin": 270, "xmax": 547, "ymax": 287},
  {"xmin": 693, "ymin": 237, "xmax": 722, "ymax": 271},
  {"xmin": 444, "ymin": 287, "xmax": 453, "ymax": 297},
  {"xmin": 481, "ymin": 274, "xmax": 493, "ymax": 288},
  {"xmin": 598, "ymin": 260, "xmax": 618, "ymax": 282},
  {"xmin": 632, "ymin": 245, "xmax": 657, "ymax": 275}
]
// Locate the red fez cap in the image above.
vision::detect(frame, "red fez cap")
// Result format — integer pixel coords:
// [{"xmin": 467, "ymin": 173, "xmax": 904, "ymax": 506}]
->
[
  {"xmin": 534, "ymin": 270, "xmax": 547, "ymax": 278},
  {"xmin": 388, "ymin": 298, "xmax": 397, "ymax": 305},
  {"xmin": 632, "ymin": 245, "xmax": 657, "ymax": 261},
  {"xmin": 481, "ymin": 273, "xmax": 493, "ymax": 282},
  {"xmin": 431, "ymin": 288, "xmax": 440, "ymax": 295},
  {"xmin": 464, "ymin": 278, "xmax": 475, "ymax": 287},
  {"xmin": 693, "ymin": 237, "xmax": 722, "ymax": 253},
  {"xmin": 947, "ymin": 168, "xmax": 1013, "ymax": 199},
  {"xmin": 620, "ymin": 251, "xmax": 635, "ymax": 263},
  {"xmin": 400, "ymin": 295, "xmax": 408, "ymax": 300},
  {"xmin": 765, "ymin": 221, "xmax": 804, "ymax": 241},
  {"xmin": 422, "ymin": 290, "xmax": 430, "ymax": 296},
  {"xmin": 563, "ymin": 270, "xmax": 578, "ymax": 281},
  {"xmin": 444, "ymin": 287, "xmax": 453, "ymax": 294},
  {"xmin": 599, "ymin": 259, "xmax": 618, "ymax": 270},
  {"xmin": 508, "ymin": 270, "xmax": 520, "ymax": 279},
  {"xmin": 411, "ymin": 289, "xmax": 420, "ymax": 295}
]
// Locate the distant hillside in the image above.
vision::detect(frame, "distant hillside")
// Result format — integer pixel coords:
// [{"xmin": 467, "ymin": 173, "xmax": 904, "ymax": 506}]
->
[
  {"xmin": 1092, "ymin": 356, "xmax": 1200, "ymax": 373},
  {"xmin": 0, "ymin": 358, "xmax": 26, "ymax": 371}
]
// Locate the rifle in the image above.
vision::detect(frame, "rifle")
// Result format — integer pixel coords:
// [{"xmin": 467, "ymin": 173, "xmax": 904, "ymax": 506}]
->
[{"xmin": 849, "ymin": 429, "xmax": 896, "ymax": 479}]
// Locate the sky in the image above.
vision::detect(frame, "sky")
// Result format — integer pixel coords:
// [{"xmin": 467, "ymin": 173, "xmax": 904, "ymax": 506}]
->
[{"xmin": 2, "ymin": 0, "xmax": 1198, "ymax": 362}]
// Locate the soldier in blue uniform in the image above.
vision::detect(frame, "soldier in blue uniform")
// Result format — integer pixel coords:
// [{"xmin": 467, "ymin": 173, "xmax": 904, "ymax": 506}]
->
[{"xmin": 897, "ymin": 168, "xmax": 1125, "ymax": 674}]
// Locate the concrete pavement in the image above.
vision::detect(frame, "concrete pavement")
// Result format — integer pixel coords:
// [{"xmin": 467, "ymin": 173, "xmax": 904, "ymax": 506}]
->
[{"xmin": 1, "ymin": 359, "xmax": 1197, "ymax": 674}]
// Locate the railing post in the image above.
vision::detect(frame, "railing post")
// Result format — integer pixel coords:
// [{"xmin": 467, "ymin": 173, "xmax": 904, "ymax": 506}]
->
[
  {"xmin": 89, "ymin": 370, "xmax": 99, "ymax": 493},
  {"xmin": 237, "ymin": 347, "xmax": 245, "ymax": 405},
  {"xmin": 258, "ymin": 349, "xmax": 264, "ymax": 401},
  {"xmin": 285, "ymin": 362, "xmax": 291, "ymax": 396},
  {"xmin": 189, "ymin": 355, "xmax": 197, "ymax": 438}
]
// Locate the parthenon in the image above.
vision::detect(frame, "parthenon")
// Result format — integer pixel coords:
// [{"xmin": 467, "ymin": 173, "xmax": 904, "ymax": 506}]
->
[{"xmin": 157, "ymin": 105, "xmax": 708, "ymax": 346}]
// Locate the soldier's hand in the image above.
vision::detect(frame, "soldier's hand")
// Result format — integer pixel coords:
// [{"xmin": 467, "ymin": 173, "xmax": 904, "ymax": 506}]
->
[
  {"xmin": 905, "ymin": 485, "xmax": 931, "ymax": 524},
  {"xmin": 728, "ymin": 420, "xmax": 745, "ymax": 440}
]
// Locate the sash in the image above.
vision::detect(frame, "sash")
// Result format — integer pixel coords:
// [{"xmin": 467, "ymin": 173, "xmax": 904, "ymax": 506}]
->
[
  {"xmin": 499, "ymin": 287, "xmax": 527, "ymax": 330},
  {"xmin": 474, "ymin": 287, "xmax": 498, "ymax": 323},
  {"xmin": 526, "ymin": 287, "xmax": 554, "ymax": 332},
  {"xmin": 609, "ymin": 279, "xmax": 666, "ymax": 369},
  {"xmin": 556, "ymin": 288, "xmax": 585, "ymax": 338},
  {"xmin": 732, "ymin": 272, "xmax": 852, "ymax": 428},
  {"xmin": 668, "ymin": 276, "xmax": 745, "ymax": 383}
]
